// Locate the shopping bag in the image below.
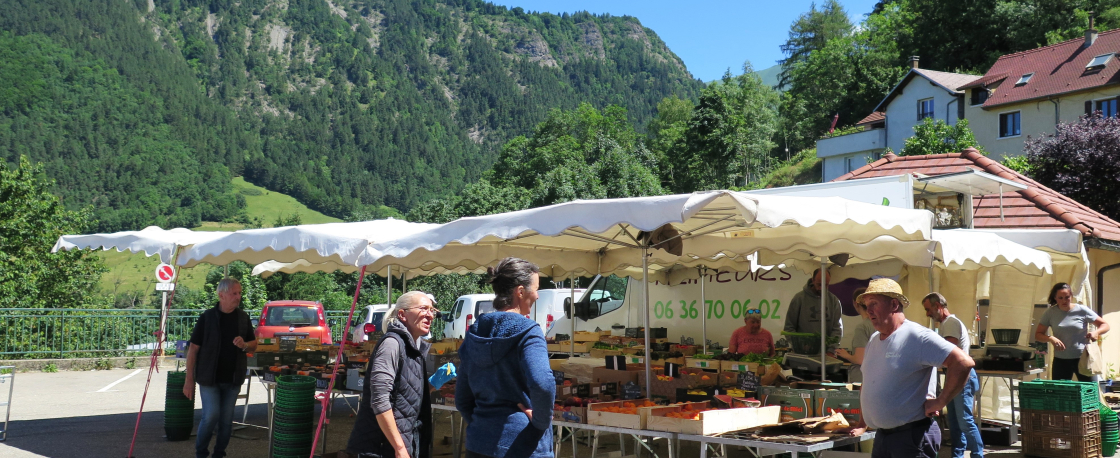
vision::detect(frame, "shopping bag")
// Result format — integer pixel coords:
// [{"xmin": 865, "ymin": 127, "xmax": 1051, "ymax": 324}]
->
[
  {"xmin": 429, "ymin": 362, "xmax": 457, "ymax": 389},
  {"xmin": 1079, "ymin": 342, "xmax": 1104, "ymax": 377}
]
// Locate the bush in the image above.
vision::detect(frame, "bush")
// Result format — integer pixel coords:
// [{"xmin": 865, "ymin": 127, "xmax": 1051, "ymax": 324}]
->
[{"xmin": 43, "ymin": 363, "xmax": 58, "ymax": 373}]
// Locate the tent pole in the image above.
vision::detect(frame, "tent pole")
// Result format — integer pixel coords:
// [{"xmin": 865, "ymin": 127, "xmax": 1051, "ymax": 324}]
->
[
  {"xmin": 387, "ymin": 266, "xmax": 393, "ymax": 305},
  {"xmin": 569, "ymin": 276, "xmax": 576, "ymax": 357},
  {"xmin": 821, "ymin": 258, "xmax": 827, "ymax": 381},
  {"xmin": 700, "ymin": 267, "xmax": 707, "ymax": 355},
  {"xmin": 643, "ymin": 247, "xmax": 652, "ymax": 392},
  {"xmin": 402, "ymin": 271, "xmax": 406, "ymax": 292}
]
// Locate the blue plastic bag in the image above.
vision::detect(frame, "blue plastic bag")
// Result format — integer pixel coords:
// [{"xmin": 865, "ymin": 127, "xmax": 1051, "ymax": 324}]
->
[{"xmin": 429, "ymin": 362, "xmax": 457, "ymax": 389}]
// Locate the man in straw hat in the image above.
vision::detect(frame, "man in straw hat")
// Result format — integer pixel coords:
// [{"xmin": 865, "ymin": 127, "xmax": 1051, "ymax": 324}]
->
[{"xmin": 845, "ymin": 278, "xmax": 975, "ymax": 458}]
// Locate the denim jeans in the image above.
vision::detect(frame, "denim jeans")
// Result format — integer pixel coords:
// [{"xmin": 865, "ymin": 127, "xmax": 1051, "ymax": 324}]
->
[
  {"xmin": 946, "ymin": 368, "xmax": 983, "ymax": 458},
  {"xmin": 196, "ymin": 383, "xmax": 240, "ymax": 458}
]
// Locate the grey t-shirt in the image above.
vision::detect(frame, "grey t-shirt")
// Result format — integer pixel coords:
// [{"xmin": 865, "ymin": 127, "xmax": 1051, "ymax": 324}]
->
[
  {"xmin": 861, "ymin": 320, "xmax": 956, "ymax": 430},
  {"xmin": 1040, "ymin": 304, "xmax": 1099, "ymax": 359},
  {"xmin": 938, "ymin": 314, "xmax": 969, "ymax": 350},
  {"xmin": 850, "ymin": 319, "xmax": 875, "ymax": 351}
]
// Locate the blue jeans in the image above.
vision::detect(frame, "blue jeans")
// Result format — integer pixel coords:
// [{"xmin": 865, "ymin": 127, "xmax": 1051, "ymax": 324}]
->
[
  {"xmin": 196, "ymin": 383, "xmax": 240, "ymax": 458},
  {"xmin": 946, "ymin": 369, "xmax": 983, "ymax": 458}
]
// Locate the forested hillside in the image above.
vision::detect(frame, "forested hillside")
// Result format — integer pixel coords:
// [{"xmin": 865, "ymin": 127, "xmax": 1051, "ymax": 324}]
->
[{"xmin": 0, "ymin": 0, "xmax": 703, "ymax": 230}]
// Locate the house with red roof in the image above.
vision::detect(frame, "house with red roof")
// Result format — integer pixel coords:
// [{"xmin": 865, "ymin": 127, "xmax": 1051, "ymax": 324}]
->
[
  {"xmin": 960, "ymin": 26, "xmax": 1120, "ymax": 160},
  {"xmin": 833, "ymin": 147, "xmax": 1120, "ymax": 363},
  {"xmin": 816, "ymin": 58, "xmax": 980, "ymax": 181}
]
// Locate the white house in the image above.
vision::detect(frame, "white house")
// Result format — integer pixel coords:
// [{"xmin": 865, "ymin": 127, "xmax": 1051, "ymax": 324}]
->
[{"xmin": 817, "ymin": 58, "xmax": 980, "ymax": 181}]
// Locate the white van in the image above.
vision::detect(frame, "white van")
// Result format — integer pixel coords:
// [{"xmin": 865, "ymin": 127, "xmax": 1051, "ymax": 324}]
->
[
  {"xmin": 532, "ymin": 289, "xmax": 585, "ymax": 336},
  {"xmin": 440, "ymin": 294, "xmax": 497, "ymax": 340},
  {"xmin": 349, "ymin": 304, "xmax": 392, "ymax": 343}
]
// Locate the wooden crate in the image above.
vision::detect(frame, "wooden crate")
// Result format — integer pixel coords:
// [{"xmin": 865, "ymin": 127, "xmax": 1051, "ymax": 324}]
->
[
  {"xmin": 645, "ymin": 402, "xmax": 780, "ymax": 435},
  {"xmin": 586, "ymin": 399, "xmax": 654, "ymax": 429},
  {"xmin": 590, "ymin": 349, "xmax": 622, "ymax": 359}
]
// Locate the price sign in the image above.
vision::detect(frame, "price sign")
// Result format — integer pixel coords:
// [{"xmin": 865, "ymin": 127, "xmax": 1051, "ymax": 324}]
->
[
  {"xmin": 552, "ymin": 370, "xmax": 565, "ymax": 385},
  {"xmin": 738, "ymin": 371, "xmax": 760, "ymax": 392},
  {"xmin": 621, "ymin": 381, "xmax": 642, "ymax": 400}
]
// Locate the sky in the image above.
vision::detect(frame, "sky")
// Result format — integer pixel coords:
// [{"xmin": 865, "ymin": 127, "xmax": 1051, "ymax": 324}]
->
[{"xmin": 489, "ymin": 0, "xmax": 880, "ymax": 82}]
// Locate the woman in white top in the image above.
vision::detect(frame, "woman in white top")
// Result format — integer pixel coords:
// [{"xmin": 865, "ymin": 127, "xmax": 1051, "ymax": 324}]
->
[
  {"xmin": 836, "ymin": 287, "xmax": 874, "ymax": 382},
  {"xmin": 1035, "ymin": 282, "xmax": 1110, "ymax": 381}
]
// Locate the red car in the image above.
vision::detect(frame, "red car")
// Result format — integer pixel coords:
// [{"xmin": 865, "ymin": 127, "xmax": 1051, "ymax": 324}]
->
[{"xmin": 255, "ymin": 300, "xmax": 333, "ymax": 344}]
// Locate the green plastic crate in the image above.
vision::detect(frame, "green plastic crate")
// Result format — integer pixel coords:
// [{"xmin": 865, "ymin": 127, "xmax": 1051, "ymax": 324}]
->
[{"xmin": 1019, "ymin": 380, "xmax": 1100, "ymax": 413}]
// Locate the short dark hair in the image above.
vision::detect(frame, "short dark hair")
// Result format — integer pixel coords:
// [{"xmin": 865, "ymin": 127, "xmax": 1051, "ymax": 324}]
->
[
  {"xmin": 923, "ymin": 292, "xmax": 947, "ymax": 309},
  {"xmin": 1048, "ymin": 283, "xmax": 1072, "ymax": 306},
  {"xmin": 851, "ymin": 287, "xmax": 867, "ymax": 310},
  {"xmin": 488, "ymin": 257, "xmax": 540, "ymax": 311}
]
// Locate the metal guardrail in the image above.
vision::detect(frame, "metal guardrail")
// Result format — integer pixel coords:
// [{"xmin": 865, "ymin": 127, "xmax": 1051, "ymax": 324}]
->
[{"xmin": 0, "ymin": 309, "xmax": 365, "ymax": 358}]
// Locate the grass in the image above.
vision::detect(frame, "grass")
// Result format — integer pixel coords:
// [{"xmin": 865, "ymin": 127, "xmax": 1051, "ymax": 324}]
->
[
  {"xmin": 750, "ymin": 149, "xmax": 823, "ymax": 189},
  {"xmin": 95, "ymin": 176, "xmax": 341, "ymax": 296}
]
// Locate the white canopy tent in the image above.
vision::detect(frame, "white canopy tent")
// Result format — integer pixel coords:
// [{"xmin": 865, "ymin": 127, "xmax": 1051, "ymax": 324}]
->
[
  {"xmin": 52, "ymin": 226, "xmax": 227, "ymax": 263},
  {"xmin": 365, "ymin": 190, "xmax": 938, "ymax": 386}
]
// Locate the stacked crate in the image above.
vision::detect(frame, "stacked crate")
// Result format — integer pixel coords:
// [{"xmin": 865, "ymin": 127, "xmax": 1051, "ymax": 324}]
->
[{"xmin": 1018, "ymin": 380, "xmax": 1102, "ymax": 458}]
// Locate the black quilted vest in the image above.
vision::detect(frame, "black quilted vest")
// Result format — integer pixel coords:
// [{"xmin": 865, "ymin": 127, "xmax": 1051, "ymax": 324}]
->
[{"xmin": 346, "ymin": 323, "xmax": 432, "ymax": 458}]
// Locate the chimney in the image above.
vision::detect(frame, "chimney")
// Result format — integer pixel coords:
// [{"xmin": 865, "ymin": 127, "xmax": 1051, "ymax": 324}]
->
[
  {"xmin": 909, "ymin": 56, "xmax": 920, "ymax": 69},
  {"xmin": 1086, "ymin": 11, "xmax": 1098, "ymax": 47}
]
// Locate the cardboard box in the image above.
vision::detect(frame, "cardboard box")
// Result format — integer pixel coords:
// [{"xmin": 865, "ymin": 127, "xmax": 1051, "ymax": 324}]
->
[
  {"xmin": 645, "ymin": 402, "xmax": 781, "ymax": 435},
  {"xmin": 548, "ymin": 342, "xmax": 591, "ymax": 353},
  {"xmin": 430, "ymin": 339, "xmax": 461, "ymax": 355},
  {"xmin": 426, "ymin": 353, "xmax": 460, "ymax": 373},
  {"xmin": 586, "ymin": 399, "xmax": 654, "ymax": 429},
  {"xmin": 553, "ymin": 406, "xmax": 588, "ymax": 423},
  {"xmin": 815, "ymin": 389, "xmax": 862, "ymax": 425},
  {"xmin": 345, "ymin": 368, "xmax": 365, "ymax": 391},
  {"xmin": 574, "ymin": 331, "xmax": 609, "ymax": 342},
  {"xmin": 760, "ymin": 387, "xmax": 816, "ymax": 422},
  {"xmin": 671, "ymin": 344, "xmax": 698, "ymax": 357},
  {"xmin": 720, "ymin": 361, "xmax": 760, "ymax": 373},
  {"xmin": 590, "ymin": 348, "xmax": 622, "ymax": 359},
  {"xmin": 593, "ymin": 367, "xmax": 642, "ymax": 385},
  {"xmin": 684, "ymin": 358, "xmax": 718, "ymax": 370}
]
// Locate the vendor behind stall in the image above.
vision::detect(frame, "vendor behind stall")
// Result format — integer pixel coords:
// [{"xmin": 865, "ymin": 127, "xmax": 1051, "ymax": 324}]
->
[
  {"xmin": 784, "ymin": 268, "xmax": 843, "ymax": 352},
  {"xmin": 1035, "ymin": 282, "xmax": 1110, "ymax": 381},
  {"xmin": 728, "ymin": 308, "xmax": 774, "ymax": 356}
]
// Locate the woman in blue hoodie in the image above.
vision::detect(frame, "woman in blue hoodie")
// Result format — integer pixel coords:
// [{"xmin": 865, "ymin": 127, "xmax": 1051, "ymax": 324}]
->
[{"xmin": 456, "ymin": 257, "xmax": 555, "ymax": 458}]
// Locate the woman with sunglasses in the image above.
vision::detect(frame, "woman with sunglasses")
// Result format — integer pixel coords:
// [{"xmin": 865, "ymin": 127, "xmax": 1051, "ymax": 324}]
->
[
  {"xmin": 346, "ymin": 291, "xmax": 436, "ymax": 458},
  {"xmin": 835, "ymin": 287, "xmax": 874, "ymax": 382},
  {"xmin": 728, "ymin": 308, "xmax": 774, "ymax": 356},
  {"xmin": 457, "ymin": 257, "xmax": 555, "ymax": 458}
]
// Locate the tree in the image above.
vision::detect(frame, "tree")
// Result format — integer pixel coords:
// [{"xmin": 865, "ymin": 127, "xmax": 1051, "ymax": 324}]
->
[
  {"xmin": 672, "ymin": 65, "xmax": 780, "ymax": 192},
  {"xmin": 778, "ymin": 5, "xmax": 908, "ymax": 153},
  {"xmin": 778, "ymin": 0, "xmax": 853, "ymax": 88},
  {"xmin": 900, "ymin": 118, "xmax": 983, "ymax": 156},
  {"xmin": 646, "ymin": 96, "xmax": 694, "ymax": 187},
  {"xmin": 0, "ymin": 156, "xmax": 106, "ymax": 308},
  {"xmin": 1023, "ymin": 114, "xmax": 1120, "ymax": 220}
]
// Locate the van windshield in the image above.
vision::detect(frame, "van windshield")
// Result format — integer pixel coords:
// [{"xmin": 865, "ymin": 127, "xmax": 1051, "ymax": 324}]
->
[
  {"xmin": 267, "ymin": 307, "xmax": 316, "ymax": 327},
  {"xmin": 476, "ymin": 300, "xmax": 496, "ymax": 315}
]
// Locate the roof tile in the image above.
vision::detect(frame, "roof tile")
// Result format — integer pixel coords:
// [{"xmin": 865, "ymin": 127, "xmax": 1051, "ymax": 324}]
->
[{"xmin": 834, "ymin": 149, "xmax": 1120, "ymax": 242}]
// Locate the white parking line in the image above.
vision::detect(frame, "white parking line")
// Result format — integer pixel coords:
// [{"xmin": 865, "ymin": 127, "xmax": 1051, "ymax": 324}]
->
[{"xmin": 96, "ymin": 369, "xmax": 144, "ymax": 393}]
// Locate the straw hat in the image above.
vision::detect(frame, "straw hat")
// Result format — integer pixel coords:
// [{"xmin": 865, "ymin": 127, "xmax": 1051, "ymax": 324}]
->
[{"xmin": 856, "ymin": 278, "xmax": 910, "ymax": 308}]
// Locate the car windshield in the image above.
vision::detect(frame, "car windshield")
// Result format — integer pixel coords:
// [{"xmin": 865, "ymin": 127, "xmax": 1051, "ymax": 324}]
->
[
  {"xmin": 267, "ymin": 307, "xmax": 316, "ymax": 327},
  {"xmin": 476, "ymin": 300, "xmax": 496, "ymax": 315}
]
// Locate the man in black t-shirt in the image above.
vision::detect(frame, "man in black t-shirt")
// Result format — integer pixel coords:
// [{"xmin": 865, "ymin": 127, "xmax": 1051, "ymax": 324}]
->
[{"xmin": 184, "ymin": 278, "xmax": 256, "ymax": 458}]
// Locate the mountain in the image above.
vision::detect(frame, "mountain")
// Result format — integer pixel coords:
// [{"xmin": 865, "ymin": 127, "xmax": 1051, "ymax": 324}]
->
[
  {"xmin": 0, "ymin": 0, "xmax": 704, "ymax": 231},
  {"xmin": 754, "ymin": 64, "xmax": 782, "ymax": 91}
]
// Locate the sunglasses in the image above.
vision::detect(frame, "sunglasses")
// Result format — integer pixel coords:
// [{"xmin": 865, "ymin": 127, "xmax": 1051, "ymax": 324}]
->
[{"xmin": 745, "ymin": 309, "xmax": 762, "ymax": 315}]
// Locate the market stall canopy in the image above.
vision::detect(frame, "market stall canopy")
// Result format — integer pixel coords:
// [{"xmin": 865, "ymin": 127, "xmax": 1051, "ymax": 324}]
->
[
  {"xmin": 251, "ymin": 259, "xmax": 486, "ymax": 279},
  {"xmin": 175, "ymin": 218, "xmax": 437, "ymax": 268},
  {"xmin": 363, "ymin": 191, "xmax": 937, "ymax": 279},
  {"xmin": 52, "ymin": 226, "xmax": 227, "ymax": 263}
]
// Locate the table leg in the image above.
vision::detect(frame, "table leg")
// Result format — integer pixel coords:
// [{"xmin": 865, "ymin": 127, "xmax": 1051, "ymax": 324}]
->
[
  {"xmin": 571, "ymin": 425, "xmax": 577, "ymax": 458},
  {"xmin": 699, "ymin": 439, "xmax": 708, "ymax": 458},
  {"xmin": 1008, "ymin": 376, "xmax": 1019, "ymax": 443},
  {"xmin": 591, "ymin": 430, "xmax": 600, "ymax": 458},
  {"xmin": 620, "ymin": 433, "xmax": 626, "ymax": 457}
]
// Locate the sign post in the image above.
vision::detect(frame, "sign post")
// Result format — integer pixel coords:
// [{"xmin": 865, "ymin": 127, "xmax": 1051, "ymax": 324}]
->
[{"xmin": 155, "ymin": 263, "xmax": 176, "ymax": 354}]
